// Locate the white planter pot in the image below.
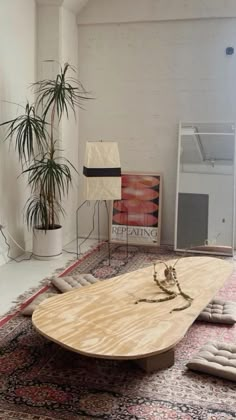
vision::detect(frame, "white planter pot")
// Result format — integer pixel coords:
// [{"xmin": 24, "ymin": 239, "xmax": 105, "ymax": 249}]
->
[{"xmin": 33, "ymin": 225, "xmax": 62, "ymax": 260}]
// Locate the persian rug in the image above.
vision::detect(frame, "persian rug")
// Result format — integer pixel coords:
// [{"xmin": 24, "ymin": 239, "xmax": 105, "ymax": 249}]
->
[{"xmin": 0, "ymin": 243, "xmax": 236, "ymax": 419}]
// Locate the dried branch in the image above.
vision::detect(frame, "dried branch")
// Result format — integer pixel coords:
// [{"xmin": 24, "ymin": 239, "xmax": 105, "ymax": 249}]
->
[{"xmin": 135, "ymin": 259, "xmax": 193, "ymax": 312}]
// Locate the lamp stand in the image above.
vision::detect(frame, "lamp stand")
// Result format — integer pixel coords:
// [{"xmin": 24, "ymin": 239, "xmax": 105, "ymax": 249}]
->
[{"xmin": 76, "ymin": 200, "xmax": 111, "ymax": 264}]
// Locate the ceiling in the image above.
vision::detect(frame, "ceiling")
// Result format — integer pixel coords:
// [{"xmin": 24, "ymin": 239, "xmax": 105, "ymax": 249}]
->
[
  {"xmin": 180, "ymin": 123, "xmax": 235, "ymax": 166},
  {"xmin": 36, "ymin": 0, "xmax": 89, "ymax": 13},
  {"xmin": 63, "ymin": 0, "xmax": 89, "ymax": 13}
]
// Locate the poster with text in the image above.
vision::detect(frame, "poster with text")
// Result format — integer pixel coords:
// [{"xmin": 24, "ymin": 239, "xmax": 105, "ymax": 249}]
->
[{"xmin": 110, "ymin": 173, "xmax": 162, "ymax": 245}]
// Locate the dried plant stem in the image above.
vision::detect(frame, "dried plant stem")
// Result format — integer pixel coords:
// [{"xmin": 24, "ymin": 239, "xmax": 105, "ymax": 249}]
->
[
  {"xmin": 135, "ymin": 294, "xmax": 176, "ymax": 305},
  {"xmin": 175, "ymin": 278, "xmax": 193, "ymax": 302},
  {"xmin": 170, "ymin": 300, "xmax": 192, "ymax": 313},
  {"xmin": 153, "ymin": 273, "xmax": 176, "ymax": 296},
  {"xmin": 135, "ymin": 261, "xmax": 193, "ymax": 313}
]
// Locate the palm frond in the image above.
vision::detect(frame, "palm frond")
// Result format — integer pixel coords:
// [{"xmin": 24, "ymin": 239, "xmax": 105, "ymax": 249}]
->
[
  {"xmin": 2, "ymin": 62, "xmax": 89, "ymax": 231},
  {"xmin": 33, "ymin": 63, "xmax": 91, "ymax": 122},
  {"xmin": 25, "ymin": 194, "xmax": 65, "ymax": 231},
  {"xmin": 23, "ymin": 155, "xmax": 73, "ymax": 201},
  {"xmin": 0, "ymin": 102, "xmax": 48, "ymax": 164}
]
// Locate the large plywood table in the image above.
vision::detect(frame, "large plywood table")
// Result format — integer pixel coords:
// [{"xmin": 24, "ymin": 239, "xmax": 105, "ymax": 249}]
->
[{"xmin": 32, "ymin": 256, "xmax": 233, "ymax": 372}]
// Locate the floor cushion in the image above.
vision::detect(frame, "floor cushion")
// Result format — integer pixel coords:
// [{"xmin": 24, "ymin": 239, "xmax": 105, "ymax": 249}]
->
[
  {"xmin": 51, "ymin": 273, "xmax": 99, "ymax": 293},
  {"xmin": 21, "ymin": 292, "xmax": 56, "ymax": 316},
  {"xmin": 187, "ymin": 341, "xmax": 236, "ymax": 382},
  {"xmin": 197, "ymin": 298, "xmax": 236, "ymax": 324},
  {"xmin": 22, "ymin": 274, "xmax": 99, "ymax": 315}
]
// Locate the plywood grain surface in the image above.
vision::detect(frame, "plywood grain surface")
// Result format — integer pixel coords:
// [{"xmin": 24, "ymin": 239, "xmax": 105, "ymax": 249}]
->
[{"xmin": 32, "ymin": 256, "xmax": 233, "ymax": 359}]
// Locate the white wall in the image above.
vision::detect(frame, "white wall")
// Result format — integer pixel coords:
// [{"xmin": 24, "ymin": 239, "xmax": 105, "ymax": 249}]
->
[
  {"xmin": 77, "ymin": 7, "xmax": 236, "ymax": 244},
  {"xmin": 0, "ymin": 0, "xmax": 36, "ymax": 263},
  {"xmin": 36, "ymin": 3, "xmax": 81, "ymax": 247},
  {"xmin": 60, "ymin": 7, "xmax": 80, "ymax": 245},
  {"xmin": 1, "ymin": 0, "xmax": 236, "ymax": 258},
  {"xmin": 179, "ymin": 171, "xmax": 234, "ymax": 246},
  {"xmin": 37, "ymin": 4, "xmax": 61, "ymax": 79}
]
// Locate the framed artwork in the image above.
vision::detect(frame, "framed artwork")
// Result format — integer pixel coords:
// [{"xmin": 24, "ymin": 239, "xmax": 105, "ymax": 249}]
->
[{"xmin": 110, "ymin": 172, "xmax": 162, "ymax": 246}]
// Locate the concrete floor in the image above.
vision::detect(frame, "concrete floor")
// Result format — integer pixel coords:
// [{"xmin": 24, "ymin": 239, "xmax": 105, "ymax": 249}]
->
[{"xmin": 0, "ymin": 238, "xmax": 97, "ymax": 317}]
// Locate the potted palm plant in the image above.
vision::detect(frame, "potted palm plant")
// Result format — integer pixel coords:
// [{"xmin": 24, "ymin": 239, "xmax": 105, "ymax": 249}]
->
[{"xmin": 0, "ymin": 63, "xmax": 89, "ymax": 259}]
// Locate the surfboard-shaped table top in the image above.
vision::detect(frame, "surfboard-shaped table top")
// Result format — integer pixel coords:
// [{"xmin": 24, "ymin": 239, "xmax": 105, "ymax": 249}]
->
[{"xmin": 32, "ymin": 256, "xmax": 233, "ymax": 371}]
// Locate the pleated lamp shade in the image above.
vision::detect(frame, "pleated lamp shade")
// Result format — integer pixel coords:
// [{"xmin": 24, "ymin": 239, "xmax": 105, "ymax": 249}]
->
[{"xmin": 83, "ymin": 141, "xmax": 121, "ymax": 200}]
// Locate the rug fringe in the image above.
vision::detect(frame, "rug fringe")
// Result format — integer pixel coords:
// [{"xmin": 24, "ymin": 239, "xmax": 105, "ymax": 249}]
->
[
  {"xmin": 1, "ymin": 242, "xmax": 177, "ymax": 326},
  {"xmin": 0, "ymin": 241, "xmax": 104, "ymax": 325}
]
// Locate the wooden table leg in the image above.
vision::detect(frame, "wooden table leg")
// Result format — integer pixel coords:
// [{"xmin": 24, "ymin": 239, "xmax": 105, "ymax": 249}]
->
[{"xmin": 134, "ymin": 348, "xmax": 175, "ymax": 373}]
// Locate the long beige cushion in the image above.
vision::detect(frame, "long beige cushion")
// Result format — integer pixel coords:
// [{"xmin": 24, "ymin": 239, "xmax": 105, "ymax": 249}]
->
[
  {"xmin": 21, "ymin": 292, "xmax": 56, "ymax": 316},
  {"xmin": 21, "ymin": 274, "xmax": 99, "ymax": 316},
  {"xmin": 187, "ymin": 342, "xmax": 236, "ymax": 382},
  {"xmin": 51, "ymin": 273, "xmax": 99, "ymax": 293},
  {"xmin": 197, "ymin": 299, "xmax": 236, "ymax": 324}
]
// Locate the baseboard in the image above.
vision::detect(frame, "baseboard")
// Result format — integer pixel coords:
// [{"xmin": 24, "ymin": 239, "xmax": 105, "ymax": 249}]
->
[
  {"xmin": 0, "ymin": 244, "xmax": 24, "ymax": 266},
  {"xmin": 63, "ymin": 227, "xmax": 107, "ymax": 248},
  {"xmin": 160, "ymin": 243, "xmax": 174, "ymax": 250},
  {"xmin": 0, "ymin": 250, "xmax": 8, "ymax": 266}
]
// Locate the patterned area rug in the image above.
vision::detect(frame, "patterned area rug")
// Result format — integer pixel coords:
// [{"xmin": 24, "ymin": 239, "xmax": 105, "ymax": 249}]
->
[{"xmin": 0, "ymin": 244, "xmax": 236, "ymax": 419}]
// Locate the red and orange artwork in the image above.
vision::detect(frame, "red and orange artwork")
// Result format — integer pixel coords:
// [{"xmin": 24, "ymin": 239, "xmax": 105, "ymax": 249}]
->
[{"xmin": 110, "ymin": 173, "xmax": 162, "ymax": 245}]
